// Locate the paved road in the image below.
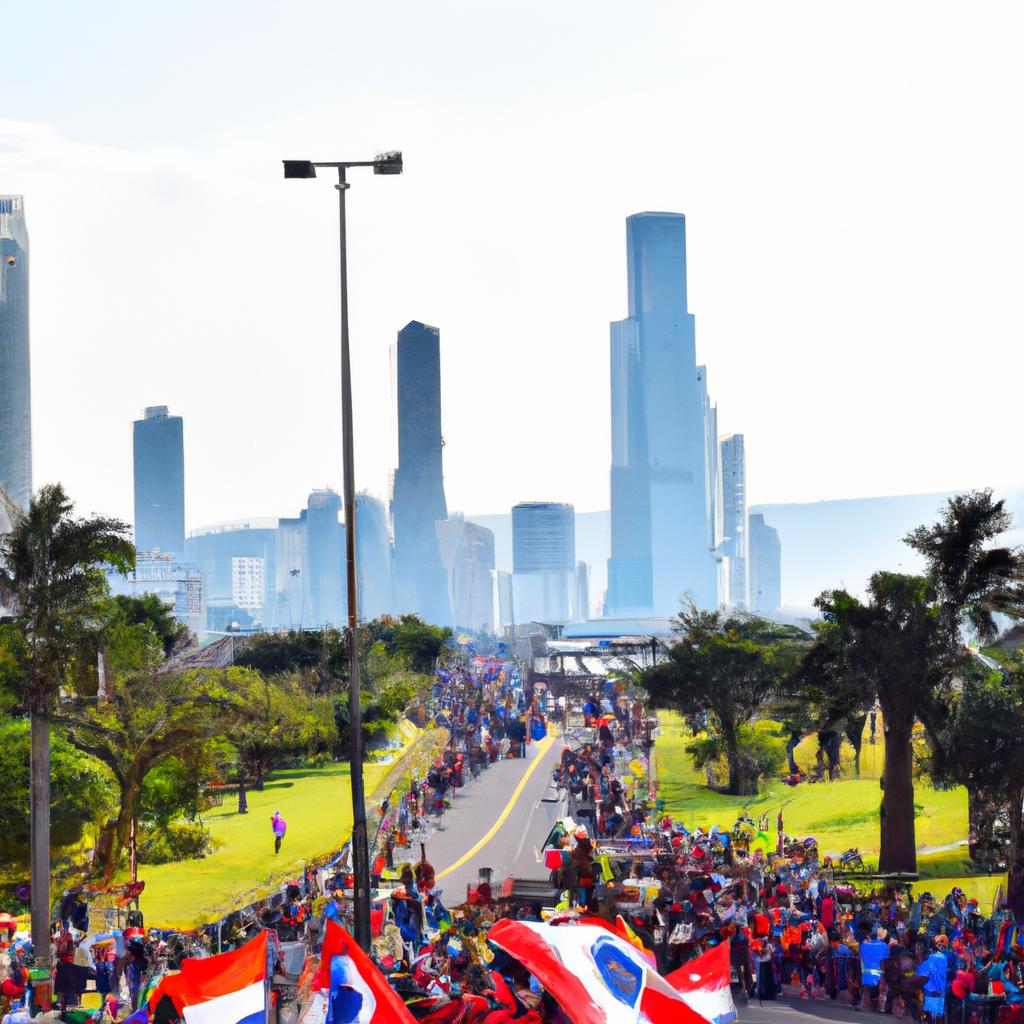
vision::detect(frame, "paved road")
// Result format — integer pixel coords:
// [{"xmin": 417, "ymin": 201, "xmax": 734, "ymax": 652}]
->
[
  {"xmin": 424, "ymin": 731, "xmax": 568, "ymax": 901},
  {"xmin": 738, "ymin": 996, "xmax": 870, "ymax": 1024}
]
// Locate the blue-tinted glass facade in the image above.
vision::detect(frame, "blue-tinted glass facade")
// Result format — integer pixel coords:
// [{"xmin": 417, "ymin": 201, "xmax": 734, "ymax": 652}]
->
[
  {"xmin": 748, "ymin": 513, "xmax": 781, "ymax": 617},
  {"xmin": 720, "ymin": 433, "xmax": 748, "ymax": 609},
  {"xmin": 0, "ymin": 196, "xmax": 32, "ymax": 510},
  {"xmin": 305, "ymin": 488, "xmax": 345, "ymax": 627},
  {"xmin": 391, "ymin": 320, "xmax": 453, "ymax": 627},
  {"xmin": 512, "ymin": 502, "xmax": 575, "ymax": 573},
  {"xmin": 607, "ymin": 213, "xmax": 717, "ymax": 615},
  {"xmin": 184, "ymin": 523, "xmax": 279, "ymax": 628},
  {"xmin": 355, "ymin": 492, "xmax": 393, "ymax": 620},
  {"xmin": 133, "ymin": 406, "xmax": 185, "ymax": 554}
]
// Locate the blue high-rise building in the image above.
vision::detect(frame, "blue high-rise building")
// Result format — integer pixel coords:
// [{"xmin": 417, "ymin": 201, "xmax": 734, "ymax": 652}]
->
[
  {"xmin": 512, "ymin": 501, "xmax": 576, "ymax": 624},
  {"xmin": 720, "ymin": 433, "xmax": 748, "ymax": 609},
  {"xmin": 133, "ymin": 406, "xmax": 185, "ymax": 555},
  {"xmin": 390, "ymin": 320, "xmax": 453, "ymax": 627},
  {"xmin": 607, "ymin": 213, "xmax": 717, "ymax": 615},
  {"xmin": 0, "ymin": 196, "xmax": 32, "ymax": 510},
  {"xmin": 305, "ymin": 488, "xmax": 345, "ymax": 627},
  {"xmin": 184, "ymin": 521, "xmax": 279, "ymax": 629},
  {"xmin": 355, "ymin": 492, "xmax": 393, "ymax": 620},
  {"xmin": 748, "ymin": 513, "xmax": 781, "ymax": 617}
]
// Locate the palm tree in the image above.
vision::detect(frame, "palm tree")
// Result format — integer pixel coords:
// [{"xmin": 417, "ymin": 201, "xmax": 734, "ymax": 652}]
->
[{"xmin": 0, "ymin": 484, "xmax": 133, "ymax": 965}]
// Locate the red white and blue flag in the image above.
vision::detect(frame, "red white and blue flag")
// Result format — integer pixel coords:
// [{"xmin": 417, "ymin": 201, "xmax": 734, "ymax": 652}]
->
[
  {"xmin": 488, "ymin": 919, "xmax": 733, "ymax": 1024},
  {"xmin": 666, "ymin": 941, "xmax": 737, "ymax": 1024},
  {"xmin": 150, "ymin": 929, "xmax": 271, "ymax": 1024},
  {"xmin": 310, "ymin": 919, "xmax": 416, "ymax": 1024}
]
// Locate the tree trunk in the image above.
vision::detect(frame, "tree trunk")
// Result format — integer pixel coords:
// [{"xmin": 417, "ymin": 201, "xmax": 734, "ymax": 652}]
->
[
  {"xmin": 1006, "ymin": 786, "xmax": 1024, "ymax": 923},
  {"xmin": 786, "ymin": 731, "xmax": 801, "ymax": 774},
  {"xmin": 877, "ymin": 703, "xmax": 917, "ymax": 874},
  {"xmin": 820, "ymin": 731, "xmax": 842, "ymax": 780},
  {"xmin": 238, "ymin": 777, "xmax": 248, "ymax": 814},
  {"xmin": 845, "ymin": 714, "xmax": 867, "ymax": 778},
  {"xmin": 101, "ymin": 772, "xmax": 144, "ymax": 882},
  {"xmin": 721, "ymin": 725, "xmax": 744, "ymax": 796},
  {"xmin": 968, "ymin": 787, "xmax": 999, "ymax": 863},
  {"xmin": 29, "ymin": 709, "xmax": 52, "ymax": 967}
]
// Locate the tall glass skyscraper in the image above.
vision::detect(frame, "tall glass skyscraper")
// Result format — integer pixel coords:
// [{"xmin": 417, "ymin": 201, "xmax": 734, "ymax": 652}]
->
[
  {"xmin": 0, "ymin": 196, "xmax": 32, "ymax": 510},
  {"xmin": 748, "ymin": 513, "xmax": 781, "ymax": 617},
  {"xmin": 719, "ymin": 433, "xmax": 748, "ymax": 609},
  {"xmin": 607, "ymin": 213, "xmax": 717, "ymax": 616},
  {"xmin": 305, "ymin": 488, "xmax": 346, "ymax": 627},
  {"xmin": 512, "ymin": 501, "xmax": 576, "ymax": 623},
  {"xmin": 391, "ymin": 320, "xmax": 453, "ymax": 627},
  {"xmin": 355, "ymin": 492, "xmax": 394, "ymax": 621},
  {"xmin": 133, "ymin": 406, "xmax": 185, "ymax": 554}
]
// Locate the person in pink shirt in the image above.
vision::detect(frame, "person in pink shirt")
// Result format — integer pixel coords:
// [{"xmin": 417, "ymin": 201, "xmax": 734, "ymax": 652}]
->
[{"xmin": 271, "ymin": 811, "xmax": 288, "ymax": 854}]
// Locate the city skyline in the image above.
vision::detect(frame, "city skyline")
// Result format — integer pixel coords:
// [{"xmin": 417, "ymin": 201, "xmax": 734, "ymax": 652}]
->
[{"xmin": 3, "ymin": 3, "xmax": 1022, "ymax": 533}]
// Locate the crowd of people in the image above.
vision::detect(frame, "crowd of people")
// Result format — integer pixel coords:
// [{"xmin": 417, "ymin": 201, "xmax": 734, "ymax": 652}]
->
[{"xmin": 2, "ymin": 659, "xmax": 1023, "ymax": 1024}]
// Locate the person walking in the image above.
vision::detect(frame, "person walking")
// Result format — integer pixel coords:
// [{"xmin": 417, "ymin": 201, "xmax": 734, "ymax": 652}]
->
[{"xmin": 271, "ymin": 811, "xmax": 287, "ymax": 854}]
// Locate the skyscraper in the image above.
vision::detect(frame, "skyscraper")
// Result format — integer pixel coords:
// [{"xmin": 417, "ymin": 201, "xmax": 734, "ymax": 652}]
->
[
  {"xmin": 607, "ymin": 213, "xmax": 716, "ymax": 616},
  {"xmin": 436, "ymin": 516, "xmax": 495, "ymax": 633},
  {"xmin": 719, "ymin": 433, "xmax": 748, "ymax": 609},
  {"xmin": 391, "ymin": 320, "xmax": 453, "ymax": 627},
  {"xmin": 305, "ymin": 488, "xmax": 345, "ymax": 627},
  {"xmin": 748, "ymin": 513, "xmax": 782, "ymax": 617},
  {"xmin": 512, "ymin": 501, "xmax": 576, "ymax": 623},
  {"xmin": 355, "ymin": 492, "xmax": 393, "ymax": 621},
  {"xmin": 0, "ymin": 196, "xmax": 32, "ymax": 510},
  {"xmin": 133, "ymin": 406, "xmax": 185, "ymax": 554}
]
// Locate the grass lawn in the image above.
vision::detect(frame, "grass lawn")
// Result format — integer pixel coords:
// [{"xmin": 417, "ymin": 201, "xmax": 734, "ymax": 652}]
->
[
  {"xmin": 134, "ymin": 760, "xmax": 394, "ymax": 929},
  {"xmin": 654, "ymin": 711, "xmax": 1005, "ymax": 902}
]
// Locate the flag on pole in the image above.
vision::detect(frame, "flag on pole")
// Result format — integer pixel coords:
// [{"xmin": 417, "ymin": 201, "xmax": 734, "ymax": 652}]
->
[
  {"xmin": 314, "ymin": 919, "xmax": 416, "ymax": 1023},
  {"xmin": 149, "ymin": 929, "xmax": 271, "ymax": 1024},
  {"xmin": 487, "ymin": 919, "xmax": 719, "ymax": 1024}
]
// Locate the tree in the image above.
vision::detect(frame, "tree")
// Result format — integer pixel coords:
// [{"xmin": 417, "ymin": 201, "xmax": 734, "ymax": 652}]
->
[
  {"xmin": 905, "ymin": 489, "xmax": 1024, "ymax": 860},
  {"xmin": 641, "ymin": 606, "xmax": 806, "ymax": 795},
  {"xmin": 229, "ymin": 667, "xmax": 336, "ymax": 812},
  {"xmin": 0, "ymin": 484, "xmax": 134, "ymax": 963},
  {"xmin": 935, "ymin": 660, "xmax": 1024, "ymax": 916},
  {"xmin": 57, "ymin": 667, "xmax": 234, "ymax": 880},
  {"xmin": 108, "ymin": 592, "xmax": 192, "ymax": 659},
  {"xmin": 815, "ymin": 574, "xmax": 945, "ymax": 873},
  {"xmin": 0, "ymin": 719, "xmax": 114, "ymax": 873},
  {"xmin": 905, "ymin": 489, "xmax": 1024, "ymax": 643}
]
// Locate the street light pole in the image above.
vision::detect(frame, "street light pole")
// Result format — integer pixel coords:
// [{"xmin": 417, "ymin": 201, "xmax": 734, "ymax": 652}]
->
[{"xmin": 283, "ymin": 151, "xmax": 402, "ymax": 952}]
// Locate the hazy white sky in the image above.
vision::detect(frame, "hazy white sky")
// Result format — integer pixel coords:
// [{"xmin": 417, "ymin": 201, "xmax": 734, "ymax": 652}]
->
[{"xmin": 3, "ymin": 1, "xmax": 1023, "ymax": 530}]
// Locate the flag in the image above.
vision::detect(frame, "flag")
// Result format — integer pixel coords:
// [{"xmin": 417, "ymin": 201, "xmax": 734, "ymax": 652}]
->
[
  {"xmin": 150, "ymin": 929, "xmax": 270, "ymax": 1024},
  {"xmin": 315, "ymin": 919, "xmax": 415, "ymax": 1023},
  {"xmin": 666, "ymin": 941, "xmax": 737, "ymax": 1024},
  {"xmin": 487, "ymin": 919, "xmax": 712, "ymax": 1024}
]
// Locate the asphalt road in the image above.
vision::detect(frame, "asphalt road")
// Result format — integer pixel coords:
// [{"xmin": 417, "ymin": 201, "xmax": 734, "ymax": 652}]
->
[
  {"xmin": 738, "ymin": 995, "xmax": 873, "ymax": 1024},
  {"xmin": 424, "ymin": 730, "xmax": 569, "ymax": 901}
]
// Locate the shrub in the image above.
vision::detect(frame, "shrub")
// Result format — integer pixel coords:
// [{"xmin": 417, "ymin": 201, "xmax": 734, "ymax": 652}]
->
[{"xmin": 137, "ymin": 821, "xmax": 219, "ymax": 865}]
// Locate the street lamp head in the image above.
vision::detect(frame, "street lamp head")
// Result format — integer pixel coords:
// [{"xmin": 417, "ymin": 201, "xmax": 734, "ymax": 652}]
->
[
  {"xmin": 283, "ymin": 160, "xmax": 317, "ymax": 179},
  {"xmin": 373, "ymin": 150, "xmax": 403, "ymax": 175}
]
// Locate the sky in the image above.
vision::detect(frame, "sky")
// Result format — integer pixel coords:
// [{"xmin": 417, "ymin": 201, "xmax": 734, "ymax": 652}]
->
[{"xmin": 3, "ymin": 1, "xmax": 1023, "ymax": 532}]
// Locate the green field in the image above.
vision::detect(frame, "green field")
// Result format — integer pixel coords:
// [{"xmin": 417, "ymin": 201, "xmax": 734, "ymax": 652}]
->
[
  {"xmin": 134, "ymin": 760, "xmax": 394, "ymax": 929},
  {"xmin": 654, "ymin": 711, "xmax": 1005, "ymax": 908}
]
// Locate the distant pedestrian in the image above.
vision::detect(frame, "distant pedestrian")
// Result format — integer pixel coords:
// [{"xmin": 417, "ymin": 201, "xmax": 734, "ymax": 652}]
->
[{"xmin": 271, "ymin": 811, "xmax": 287, "ymax": 854}]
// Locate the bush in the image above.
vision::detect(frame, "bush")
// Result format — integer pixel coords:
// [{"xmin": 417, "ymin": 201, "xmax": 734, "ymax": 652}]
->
[{"xmin": 137, "ymin": 821, "xmax": 219, "ymax": 865}]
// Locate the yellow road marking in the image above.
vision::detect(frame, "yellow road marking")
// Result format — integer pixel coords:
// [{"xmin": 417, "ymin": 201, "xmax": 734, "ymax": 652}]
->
[{"xmin": 435, "ymin": 732, "xmax": 559, "ymax": 880}]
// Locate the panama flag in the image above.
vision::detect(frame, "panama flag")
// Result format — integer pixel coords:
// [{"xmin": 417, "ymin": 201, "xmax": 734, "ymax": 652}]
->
[
  {"xmin": 488, "ymin": 919, "xmax": 728, "ymax": 1024},
  {"xmin": 150, "ymin": 929, "xmax": 270, "ymax": 1024},
  {"xmin": 312, "ymin": 919, "xmax": 416, "ymax": 1024}
]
